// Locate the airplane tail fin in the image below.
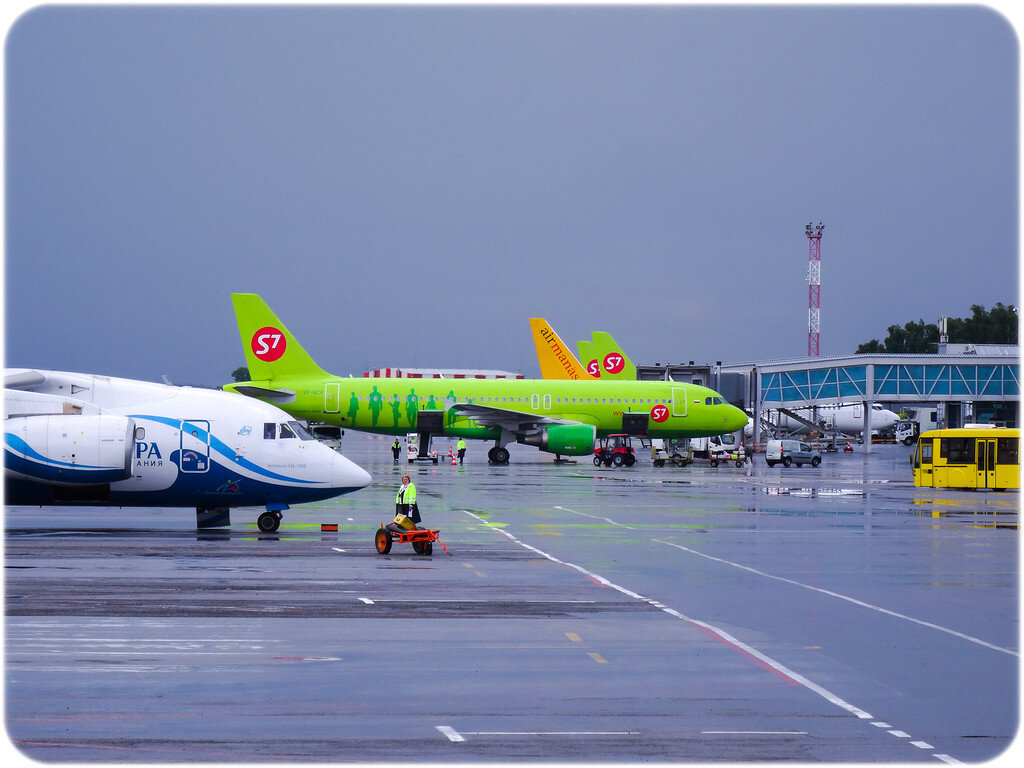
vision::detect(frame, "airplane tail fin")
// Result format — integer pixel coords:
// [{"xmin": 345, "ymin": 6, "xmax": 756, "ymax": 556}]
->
[
  {"xmin": 576, "ymin": 338, "xmax": 598, "ymax": 378},
  {"xmin": 588, "ymin": 331, "xmax": 636, "ymax": 380},
  {"xmin": 529, "ymin": 318, "xmax": 597, "ymax": 381},
  {"xmin": 231, "ymin": 293, "xmax": 330, "ymax": 382}
]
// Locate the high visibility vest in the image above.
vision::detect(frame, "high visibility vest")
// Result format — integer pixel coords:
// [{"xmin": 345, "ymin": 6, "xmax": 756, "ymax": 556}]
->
[
  {"xmin": 457, "ymin": 440, "xmax": 466, "ymax": 450},
  {"xmin": 396, "ymin": 483, "xmax": 417, "ymax": 505}
]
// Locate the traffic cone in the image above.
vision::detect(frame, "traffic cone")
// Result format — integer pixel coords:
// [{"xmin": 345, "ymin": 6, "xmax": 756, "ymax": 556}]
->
[{"xmin": 451, "ymin": 453, "xmax": 457, "ymax": 465}]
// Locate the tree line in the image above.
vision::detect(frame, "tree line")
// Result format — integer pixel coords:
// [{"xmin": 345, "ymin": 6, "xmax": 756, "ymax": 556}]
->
[{"xmin": 855, "ymin": 303, "xmax": 1018, "ymax": 354}]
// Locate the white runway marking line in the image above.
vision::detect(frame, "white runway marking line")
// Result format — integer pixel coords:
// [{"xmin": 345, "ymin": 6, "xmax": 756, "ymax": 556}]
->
[
  {"xmin": 653, "ymin": 539, "xmax": 1018, "ymax": 657},
  {"xmin": 435, "ymin": 725, "xmax": 465, "ymax": 742},
  {"xmin": 435, "ymin": 725, "xmax": 638, "ymax": 742},
  {"xmin": 462, "ymin": 509, "xmax": 963, "ymax": 764},
  {"xmin": 358, "ymin": 597, "xmax": 374, "ymax": 605},
  {"xmin": 554, "ymin": 505, "xmax": 637, "ymax": 529}
]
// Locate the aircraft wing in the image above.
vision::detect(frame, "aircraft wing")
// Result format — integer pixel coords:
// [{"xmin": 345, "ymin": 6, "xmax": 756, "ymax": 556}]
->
[{"xmin": 450, "ymin": 403, "xmax": 584, "ymax": 434}]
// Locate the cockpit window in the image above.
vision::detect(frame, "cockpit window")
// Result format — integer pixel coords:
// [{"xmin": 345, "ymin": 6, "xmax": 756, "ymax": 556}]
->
[
  {"xmin": 279, "ymin": 423, "xmax": 296, "ymax": 439},
  {"xmin": 263, "ymin": 423, "xmax": 276, "ymax": 440},
  {"xmin": 704, "ymin": 396, "xmax": 724, "ymax": 405},
  {"xmin": 288, "ymin": 421, "xmax": 314, "ymax": 440}
]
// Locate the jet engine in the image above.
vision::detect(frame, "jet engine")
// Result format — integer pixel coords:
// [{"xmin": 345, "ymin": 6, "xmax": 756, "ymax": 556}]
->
[
  {"xmin": 517, "ymin": 424, "xmax": 596, "ymax": 456},
  {"xmin": 4, "ymin": 414, "xmax": 135, "ymax": 485}
]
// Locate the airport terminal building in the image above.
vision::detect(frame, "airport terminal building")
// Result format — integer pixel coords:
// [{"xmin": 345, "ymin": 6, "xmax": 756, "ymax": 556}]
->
[{"xmin": 642, "ymin": 344, "xmax": 1019, "ymax": 441}]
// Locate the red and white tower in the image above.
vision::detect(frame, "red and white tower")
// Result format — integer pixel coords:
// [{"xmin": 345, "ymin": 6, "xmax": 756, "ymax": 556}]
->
[{"xmin": 805, "ymin": 222, "xmax": 824, "ymax": 357}]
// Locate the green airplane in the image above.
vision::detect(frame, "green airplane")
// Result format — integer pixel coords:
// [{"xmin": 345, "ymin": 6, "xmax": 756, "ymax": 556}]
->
[{"xmin": 224, "ymin": 294, "xmax": 748, "ymax": 464}]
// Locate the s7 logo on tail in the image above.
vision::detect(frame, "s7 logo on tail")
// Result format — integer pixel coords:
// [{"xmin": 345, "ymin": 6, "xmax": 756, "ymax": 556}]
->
[
  {"xmin": 251, "ymin": 327, "xmax": 286, "ymax": 362},
  {"xmin": 603, "ymin": 354, "xmax": 624, "ymax": 375}
]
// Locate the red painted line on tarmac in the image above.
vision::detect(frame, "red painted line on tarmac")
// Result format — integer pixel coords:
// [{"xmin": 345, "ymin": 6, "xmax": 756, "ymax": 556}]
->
[{"xmin": 690, "ymin": 622, "xmax": 801, "ymax": 685}]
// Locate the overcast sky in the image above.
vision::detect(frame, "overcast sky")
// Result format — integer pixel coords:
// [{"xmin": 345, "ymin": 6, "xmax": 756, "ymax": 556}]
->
[{"xmin": 4, "ymin": 4, "xmax": 1019, "ymax": 386}]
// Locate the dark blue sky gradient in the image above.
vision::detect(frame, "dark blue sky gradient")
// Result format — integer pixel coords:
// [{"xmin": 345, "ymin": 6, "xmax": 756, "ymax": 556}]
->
[{"xmin": 5, "ymin": 5, "xmax": 1018, "ymax": 385}]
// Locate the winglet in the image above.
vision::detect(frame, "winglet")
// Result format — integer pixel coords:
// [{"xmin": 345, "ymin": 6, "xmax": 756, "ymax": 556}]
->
[
  {"xmin": 231, "ymin": 293, "xmax": 330, "ymax": 382},
  {"xmin": 529, "ymin": 318, "xmax": 597, "ymax": 380}
]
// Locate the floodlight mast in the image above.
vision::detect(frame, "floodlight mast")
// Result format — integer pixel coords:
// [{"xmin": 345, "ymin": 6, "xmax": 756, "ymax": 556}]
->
[{"xmin": 805, "ymin": 222, "xmax": 824, "ymax": 357}]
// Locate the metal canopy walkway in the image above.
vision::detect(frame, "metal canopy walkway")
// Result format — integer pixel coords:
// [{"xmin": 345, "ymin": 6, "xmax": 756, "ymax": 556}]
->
[{"xmin": 720, "ymin": 350, "xmax": 1019, "ymax": 447}]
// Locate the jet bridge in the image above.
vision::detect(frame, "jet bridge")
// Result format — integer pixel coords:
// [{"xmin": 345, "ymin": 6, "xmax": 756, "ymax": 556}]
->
[{"xmin": 720, "ymin": 350, "xmax": 1019, "ymax": 452}]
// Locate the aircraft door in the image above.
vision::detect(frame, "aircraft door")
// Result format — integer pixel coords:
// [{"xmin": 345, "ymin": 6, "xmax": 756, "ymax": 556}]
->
[
  {"xmin": 671, "ymin": 387, "xmax": 688, "ymax": 417},
  {"xmin": 977, "ymin": 438, "xmax": 997, "ymax": 488},
  {"xmin": 180, "ymin": 420, "xmax": 210, "ymax": 473},
  {"xmin": 325, "ymin": 382, "xmax": 341, "ymax": 413}
]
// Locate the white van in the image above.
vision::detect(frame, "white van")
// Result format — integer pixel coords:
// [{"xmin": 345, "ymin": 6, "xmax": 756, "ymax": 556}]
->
[{"xmin": 765, "ymin": 439, "xmax": 821, "ymax": 468}]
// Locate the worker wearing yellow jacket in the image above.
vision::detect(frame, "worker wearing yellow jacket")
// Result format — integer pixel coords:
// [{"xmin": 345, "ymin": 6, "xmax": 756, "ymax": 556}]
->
[
  {"xmin": 393, "ymin": 475, "xmax": 421, "ymax": 528},
  {"xmin": 456, "ymin": 439, "xmax": 467, "ymax": 464}
]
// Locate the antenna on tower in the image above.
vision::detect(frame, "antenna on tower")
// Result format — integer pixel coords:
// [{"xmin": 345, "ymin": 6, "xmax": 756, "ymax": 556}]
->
[{"xmin": 805, "ymin": 222, "xmax": 824, "ymax": 357}]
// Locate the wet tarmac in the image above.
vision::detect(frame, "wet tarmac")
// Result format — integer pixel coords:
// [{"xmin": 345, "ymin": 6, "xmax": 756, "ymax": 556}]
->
[{"xmin": 5, "ymin": 436, "xmax": 1019, "ymax": 763}]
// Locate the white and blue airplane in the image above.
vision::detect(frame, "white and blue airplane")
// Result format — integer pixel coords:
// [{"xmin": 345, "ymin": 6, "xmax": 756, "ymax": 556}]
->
[{"xmin": 4, "ymin": 369, "xmax": 371, "ymax": 532}]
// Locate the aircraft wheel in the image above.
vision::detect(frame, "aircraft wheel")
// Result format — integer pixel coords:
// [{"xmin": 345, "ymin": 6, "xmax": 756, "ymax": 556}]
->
[
  {"xmin": 375, "ymin": 527, "xmax": 393, "ymax": 554},
  {"xmin": 490, "ymin": 447, "xmax": 510, "ymax": 464},
  {"xmin": 257, "ymin": 511, "xmax": 281, "ymax": 533}
]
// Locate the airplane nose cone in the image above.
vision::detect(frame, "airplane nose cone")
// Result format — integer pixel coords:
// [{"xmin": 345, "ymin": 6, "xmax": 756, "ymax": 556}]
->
[
  {"xmin": 726, "ymin": 405, "xmax": 748, "ymax": 433},
  {"xmin": 333, "ymin": 453, "xmax": 372, "ymax": 490}
]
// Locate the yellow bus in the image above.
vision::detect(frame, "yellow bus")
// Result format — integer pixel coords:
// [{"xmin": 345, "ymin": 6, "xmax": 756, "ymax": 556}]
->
[{"xmin": 912, "ymin": 427, "xmax": 1019, "ymax": 490}]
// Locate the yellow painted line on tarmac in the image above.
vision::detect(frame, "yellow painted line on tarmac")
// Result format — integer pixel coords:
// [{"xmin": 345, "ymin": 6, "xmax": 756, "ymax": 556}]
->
[
  {"xmin": 565, "ymin": 633, "xmax": 582, "ymax": 643},
  {"xmin": 587, "ymin": 653, "xmax": 609, "ymax": 664}
]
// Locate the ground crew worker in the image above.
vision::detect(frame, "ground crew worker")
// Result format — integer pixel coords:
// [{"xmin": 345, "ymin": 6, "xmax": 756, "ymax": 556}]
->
[
  {"xmin": 391, "ymin": 438, "xmax": 401, "ymax": 462},
  {"xmin": 456, "ymin": 438, "xmax": 467, "ymax": 464},
  {"xmin": 394, "ymin": 475, "xmax": 421, "ymax": 526}
]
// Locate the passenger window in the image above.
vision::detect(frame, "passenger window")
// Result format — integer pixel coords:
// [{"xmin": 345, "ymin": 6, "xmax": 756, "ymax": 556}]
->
[
  {"xmin": 997, "ymin": 438, "xmax": 1018, "ymax": 465},
  {"xmin": 920, "ymin": 441, "xmax": 933, "ymax": 465},
  {"xmin": 264, "ymin": 423, "xmax": 276, "ymax": 439},
  {"xmin": 941, "ymin": 438, "xmax": 974, "ymax": 464}
]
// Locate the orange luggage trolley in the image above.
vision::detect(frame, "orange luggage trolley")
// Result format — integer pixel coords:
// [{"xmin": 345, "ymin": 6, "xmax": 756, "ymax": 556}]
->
[{"xmin": 374, "ymin": 524, "xmax": 450, "ymax": 556}]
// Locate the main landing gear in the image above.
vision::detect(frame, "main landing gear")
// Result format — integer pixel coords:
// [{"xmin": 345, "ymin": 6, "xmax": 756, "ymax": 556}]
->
[
  {"xmin": 487, "ymin": 445, "xmax": 510, "ymax": 464},
  {"xmin": 257, "ymin": 511, "xmax": 282, "ymax": 533},
  {"xmin": 256, "ymin": 503, "xmax": 289, "ymax": 533}
]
